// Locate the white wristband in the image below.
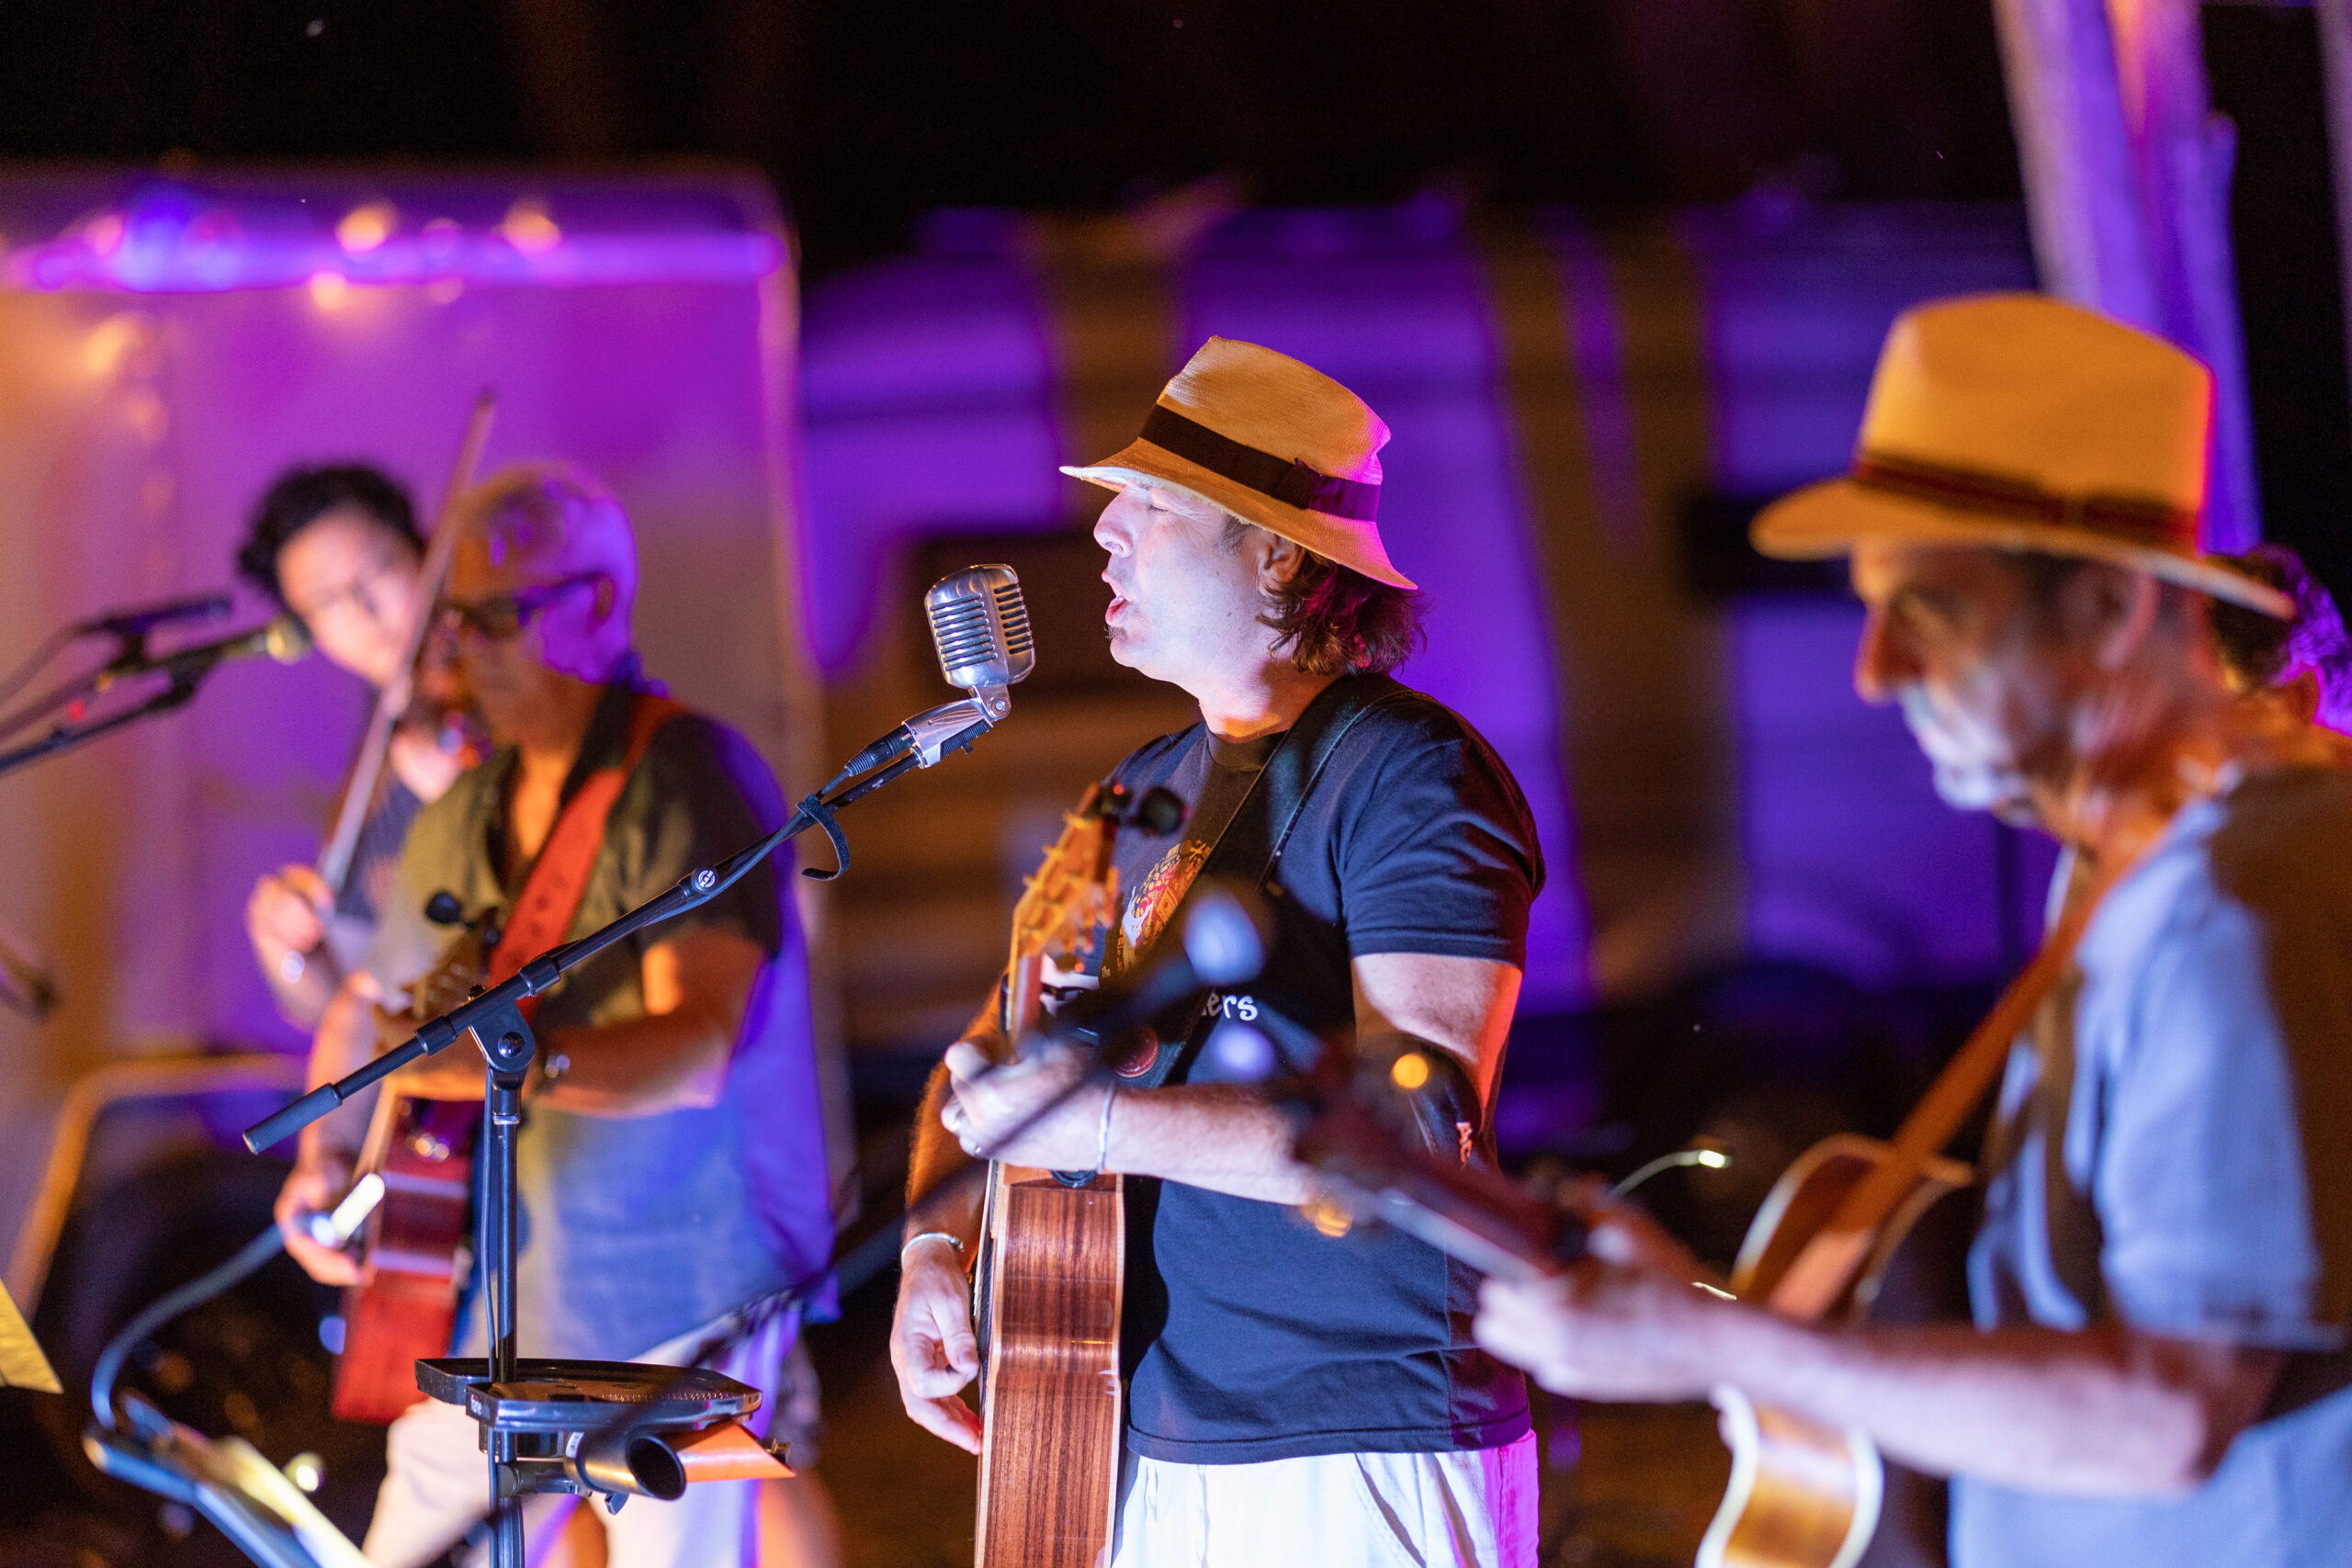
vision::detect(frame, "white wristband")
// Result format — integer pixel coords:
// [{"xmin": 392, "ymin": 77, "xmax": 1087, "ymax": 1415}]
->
[
  {"xmin": 1094, "ymin": 1082, "xmax": 1119, "ymax": 1174},
  {"xmin": 902, "ymin": 1230, "xmax": 967, "ymax": 1265}
]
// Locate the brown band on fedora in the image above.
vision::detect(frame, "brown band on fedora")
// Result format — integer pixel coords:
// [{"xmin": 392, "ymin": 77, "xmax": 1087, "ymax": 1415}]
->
[
  {"xmin": 1138, "ymin": 404, "xmax": 1381, "ymax": 522},
  {"xmin": 1850, "ymin": 451, "xmax": 2195, "ymax": 552}
]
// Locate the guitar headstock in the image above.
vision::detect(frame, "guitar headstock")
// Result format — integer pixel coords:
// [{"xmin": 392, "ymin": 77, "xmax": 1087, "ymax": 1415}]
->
[
  {"xmin": 407, "ymin": 905, "xmax": 498, "ymax": 1023},
  {"xmin": 1006, "ymin": 784, "xmax": 1122, "ymax": 999}
]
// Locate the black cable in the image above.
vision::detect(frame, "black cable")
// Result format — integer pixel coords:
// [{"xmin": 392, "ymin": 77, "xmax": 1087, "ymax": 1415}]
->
[{"xmin": 91, "ymin": 1223, "xmax": 288, "ymax": 1430}]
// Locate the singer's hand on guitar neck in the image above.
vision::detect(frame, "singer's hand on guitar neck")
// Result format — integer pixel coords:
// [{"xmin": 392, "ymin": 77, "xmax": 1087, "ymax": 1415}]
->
[{"xmin": 939, "ymin": 1039, "xmax": 1106, "ymax": 1172}]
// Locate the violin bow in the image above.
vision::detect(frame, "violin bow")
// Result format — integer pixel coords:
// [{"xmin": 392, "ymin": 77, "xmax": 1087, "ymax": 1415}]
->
[{"xmin": 314, "ymin": 389, "xmax": 497, "ymax": 895}]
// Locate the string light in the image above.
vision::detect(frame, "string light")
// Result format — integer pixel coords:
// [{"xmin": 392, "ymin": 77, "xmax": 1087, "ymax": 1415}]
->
[
  {"xmin": 334, "ymin": 201, "xmax": 395, "ymax": 255},
  {"xmin": 82, "ymin": 314, "xmax": 141, "ymax": 376},
  {"xmin": 501, "ymin": 198, "xmax": 561, "ymax": 255},
  {"xmin": 307, "ymin": 270, "xmax": 349, "ymax": 310}
]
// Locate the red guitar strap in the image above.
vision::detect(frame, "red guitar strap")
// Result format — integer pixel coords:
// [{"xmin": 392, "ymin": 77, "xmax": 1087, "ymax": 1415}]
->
[{"xmin": 487, "ymin": 693, "xmax": 689, "ymax": 1006}]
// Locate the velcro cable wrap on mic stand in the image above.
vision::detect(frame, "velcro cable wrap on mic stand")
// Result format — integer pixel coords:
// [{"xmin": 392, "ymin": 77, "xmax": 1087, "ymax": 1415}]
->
[{"xmin": 794, "ymin": 793, "xmax": 850, "ymax": 881}]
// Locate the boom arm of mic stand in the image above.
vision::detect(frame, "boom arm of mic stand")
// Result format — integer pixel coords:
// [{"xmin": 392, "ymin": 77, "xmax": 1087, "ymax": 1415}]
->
[{"xmin": 0, "ymin": 678, "xmax": 201, "ymax": 780}]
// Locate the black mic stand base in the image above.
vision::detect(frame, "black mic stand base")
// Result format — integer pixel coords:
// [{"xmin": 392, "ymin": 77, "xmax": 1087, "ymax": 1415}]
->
[
  {"xmin": 440, "ymin": 999, "xmax": 781, "ymax": 1562},
  {"xmin": 416, "ymin": 1359, "xmax": 765, "ymax": 1517}
]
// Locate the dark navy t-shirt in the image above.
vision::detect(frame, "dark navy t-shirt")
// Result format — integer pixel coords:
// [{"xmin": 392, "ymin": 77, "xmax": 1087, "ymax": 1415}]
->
[{"xmin": 1105, "ymin": 684, "xmax": 1543, "ymax": 1463}]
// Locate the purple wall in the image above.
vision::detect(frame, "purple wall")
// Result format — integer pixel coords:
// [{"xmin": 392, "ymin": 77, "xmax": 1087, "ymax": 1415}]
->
[{"xmin": 802, "ymin": 199, "xmax": 2051, "ymax": 1010}]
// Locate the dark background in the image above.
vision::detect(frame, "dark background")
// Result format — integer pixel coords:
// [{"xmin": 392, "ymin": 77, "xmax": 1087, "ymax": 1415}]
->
[
  {"xmin": 1, "ymin": 7, "xmax": 2346, "ymax": 1564},
  {"xmin": 1, "ymin": 0, "xmax": 2336, "ymax": 596}
]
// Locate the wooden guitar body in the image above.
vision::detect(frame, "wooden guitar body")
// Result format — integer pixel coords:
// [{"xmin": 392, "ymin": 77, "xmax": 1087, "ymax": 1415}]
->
[
  {"xmin": 1696, "ymin": 1134, "xmax": 1972, "ymax": 1568},
  {"xmin": 331, "ymin": 925, "xmax": 492, "ymax": 1426},
  {"xmin": 332, "ymin": 1094, "xmax": 481, "ymax": 1424},
  {"xmin": 975, "ymin": 1167, "xmax": 1125, "ymax": 1568},
  {"xmin": 971, "ymin": 783, "xmax": 1134, "ymax": 1568}
]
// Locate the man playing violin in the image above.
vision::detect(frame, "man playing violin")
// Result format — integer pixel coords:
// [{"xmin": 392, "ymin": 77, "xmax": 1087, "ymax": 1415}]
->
[{"xmin": 236, "ymin": 465, "xmax": 479, "ymax": 1029}]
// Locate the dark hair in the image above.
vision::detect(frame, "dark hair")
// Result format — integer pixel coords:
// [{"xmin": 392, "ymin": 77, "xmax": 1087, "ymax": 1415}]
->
[
  {"xmin": 234, "ymin": 465, "xmax": 421, "ymax": 605},
  {"xmin": 1223, "ymin": 515, "xmax": 1425, "ymax": 676},
  {"xmin": 2210, "ymin": 543, "xmax": 2352, "ymax": 701}
]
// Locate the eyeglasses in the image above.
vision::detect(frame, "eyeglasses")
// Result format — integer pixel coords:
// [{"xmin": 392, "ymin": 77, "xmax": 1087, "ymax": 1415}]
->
[{"xmin": 436, "ymin": 574, "xmax": 600, "ymax": 643}]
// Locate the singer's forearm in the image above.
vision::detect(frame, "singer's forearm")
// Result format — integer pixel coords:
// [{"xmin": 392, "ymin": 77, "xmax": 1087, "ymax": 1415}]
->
[
  {"xmin": 1109, "ymin": 1083, "xmax": 1316, "ymax": 1203},
  {"xmin": 1102, "ymin": 953, "xmax": 1521, "ymax": 1203}
]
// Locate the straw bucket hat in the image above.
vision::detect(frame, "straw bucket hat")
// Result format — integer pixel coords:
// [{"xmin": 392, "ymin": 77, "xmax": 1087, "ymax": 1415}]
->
[
  {"xmin": 1062, "ymin": 337, "xmax": 1415, "ymax": 590},
  {"xmin": 1753, "ymin": 293, "xmax": 2291, "ymax": 618}
]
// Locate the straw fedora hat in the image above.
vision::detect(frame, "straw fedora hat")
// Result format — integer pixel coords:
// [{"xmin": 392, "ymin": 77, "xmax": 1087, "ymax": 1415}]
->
[
  {"xmin": 1753, "ymin": 292, "xmax": 2291, "ymax": 618},
  {"xmin": 1062, "ymin": 337, "xmax": 1415, "ymax": 590}
]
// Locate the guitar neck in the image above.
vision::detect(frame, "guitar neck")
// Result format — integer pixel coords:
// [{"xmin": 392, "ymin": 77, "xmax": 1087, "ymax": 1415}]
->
[{"xmin": 1292, "ymin": 1089, "xmax": 1586, "ymax": 1281}]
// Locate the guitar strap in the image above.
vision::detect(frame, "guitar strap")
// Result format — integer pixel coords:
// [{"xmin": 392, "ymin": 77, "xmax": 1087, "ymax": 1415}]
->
[
  {"xmin": 1114, "ymin": 671, "xmax": 1409, "ymax": 1092},
  {"xmin": 485, "ymin": 691, "xmax": 689, "ymax": 1006},
  {"xmin": 1765, "ymin": 852, "xmax": 2125, "ymax": 1319}
]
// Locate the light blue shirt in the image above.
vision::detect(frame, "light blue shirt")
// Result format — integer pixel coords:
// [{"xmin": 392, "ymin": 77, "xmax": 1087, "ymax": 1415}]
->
[{"xmin": 1955, "ymin": 766, "xmax": 2352, "ymax": 1568}]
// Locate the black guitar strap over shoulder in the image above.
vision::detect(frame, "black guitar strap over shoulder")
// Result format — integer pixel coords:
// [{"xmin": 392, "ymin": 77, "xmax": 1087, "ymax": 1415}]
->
[{"xmin": 1114, "ymin": 671, "xmax": 1409, "ymax": 1092}]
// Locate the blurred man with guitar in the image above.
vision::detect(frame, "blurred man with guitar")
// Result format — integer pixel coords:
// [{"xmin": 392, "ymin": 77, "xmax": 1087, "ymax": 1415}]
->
[
  {"xmin": 236, "ymin": 464, "xmax": 480, "ymax": 1029},
  {"xmin": 271, "ymin": 465, "xmax": 837, "ymax": 1567},
  {"xmin": 892, "ymin": 340, "xmax": 1544, "ymax": 1566},
  {"xmin": 1476, "ymin": 296, "xmax": 2352, "ymax": 1567}
]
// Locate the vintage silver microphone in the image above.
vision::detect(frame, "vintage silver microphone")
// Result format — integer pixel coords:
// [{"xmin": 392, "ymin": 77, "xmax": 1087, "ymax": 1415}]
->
[
  {"xmin": 827, "ymin": 565, "xmax": 1035, "ymax": 788},
  {"xmin": 94, "ymin": 614, "xmax": 311, "ymax": 690},
  {"xmin": 926, "ymin": 562, "xmax": 1035, "ymax": 694}
]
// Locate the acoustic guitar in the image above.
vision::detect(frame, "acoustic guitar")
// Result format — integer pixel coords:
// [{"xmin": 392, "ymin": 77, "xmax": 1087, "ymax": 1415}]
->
[
  {"xmin": 329, "ymin": 917, "xmax": 494, "ymax": 1425},
  {"xmin": 1299, "ymin": 866, "xmax": 2105, "ymax": 1568},
  {"xmin": 972, "ymin": 782, "xmax": 1135, "ymax": 1568},
  {"xmin": 1291, "ymin": 1034, "xmax": 1910, "ymax": 1568}
]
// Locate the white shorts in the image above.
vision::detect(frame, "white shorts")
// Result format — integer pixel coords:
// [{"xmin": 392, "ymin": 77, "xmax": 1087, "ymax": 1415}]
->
[
  {"xmin": 1110, "ymin": 1431, "xmax": 1538, "ymax": 1568},
  {"xmin": 361, "ymin": 1313, "xmax": 805, "ymax": 1568}
]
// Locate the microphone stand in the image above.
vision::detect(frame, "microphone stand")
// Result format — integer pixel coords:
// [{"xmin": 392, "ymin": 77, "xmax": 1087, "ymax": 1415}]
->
[
  {"xmin": 0, "ymin": 674, "xmax": 203, "ymax": 779},
  {"xmin": 242, "ymin": 705, "xmax": 996, "ymax": 1568},
  {"xmin": 0, "ymin": 614, "xmax": 283, "ymax": 777}
]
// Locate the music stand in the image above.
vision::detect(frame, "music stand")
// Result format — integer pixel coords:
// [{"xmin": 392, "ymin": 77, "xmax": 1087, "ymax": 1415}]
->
[{"xmin": 0, "ymin": 1280, "xmax": 60, "ymax": 1393}]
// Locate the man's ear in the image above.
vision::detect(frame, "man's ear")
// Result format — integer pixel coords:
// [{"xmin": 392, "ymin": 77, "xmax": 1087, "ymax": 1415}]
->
[
  {"xmin": 589, "ymin": 574, "xmax": 617, "ymax": 625},
  {"xmin": 1259, "ymin": 532, "xmax": 1308, "ymax": 592},
  {"xmin": 2280, "ymin": 668, "xmax": 2324, "ymax": 724},
  {"xmin": 2074, "ymin": 562, "xmax": 2162, "ymax": 671}
]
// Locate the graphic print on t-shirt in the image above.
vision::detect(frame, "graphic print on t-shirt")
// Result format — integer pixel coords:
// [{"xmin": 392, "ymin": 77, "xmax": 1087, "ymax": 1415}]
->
[{"xmin": 1114, "ymin": 837, "xmax": 1210, "ymax": 976}]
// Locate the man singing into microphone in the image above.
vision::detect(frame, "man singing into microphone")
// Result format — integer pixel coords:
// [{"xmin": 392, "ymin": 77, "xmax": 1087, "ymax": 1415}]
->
[
  {"xmin": 272, "ymin": 464, "xmax": 837, "ymax": 1567},
  {"xmin": 891, "ymin": 340, "xmax": 1544, "ymax": 1566}
]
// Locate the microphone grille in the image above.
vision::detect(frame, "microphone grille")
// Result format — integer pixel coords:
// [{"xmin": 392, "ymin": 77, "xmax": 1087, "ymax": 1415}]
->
[
  {"xmin": 991, "ymin": 578, "xmax": 1035, "ymax": 670},
  {"xmin": 925, "ymin": 564, "xmax": 1035, "ymax": 691},
  {"xmin": 266, "ymin": 615, "xmax": 314, "ymax": 664}
]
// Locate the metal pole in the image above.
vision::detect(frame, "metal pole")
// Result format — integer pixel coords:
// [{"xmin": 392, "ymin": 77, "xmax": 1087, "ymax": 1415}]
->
[{"xmin": 474, "ymin": 1006, "xmax": 536, "ymax": 1568}]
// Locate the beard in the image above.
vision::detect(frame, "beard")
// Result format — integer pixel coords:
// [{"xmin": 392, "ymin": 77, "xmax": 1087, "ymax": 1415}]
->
[{"xmin": 1897, "ymin": 684, "xmax": 2032, "ymax": 815}]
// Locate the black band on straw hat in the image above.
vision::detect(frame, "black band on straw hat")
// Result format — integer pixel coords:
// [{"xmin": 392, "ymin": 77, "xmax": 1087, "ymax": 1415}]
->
[{"xmin": 1138, "ymin": 404, "xmax": 1381, "ymax": 523}]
